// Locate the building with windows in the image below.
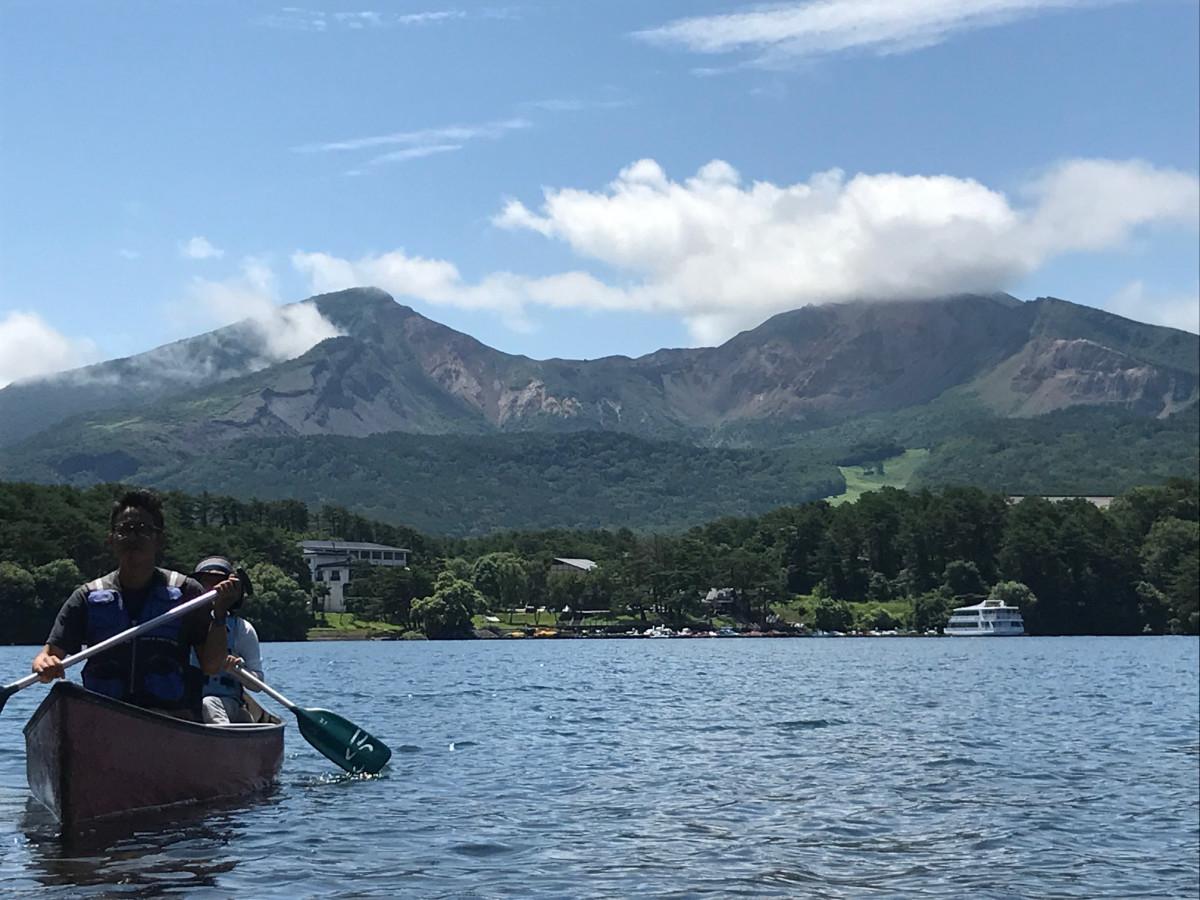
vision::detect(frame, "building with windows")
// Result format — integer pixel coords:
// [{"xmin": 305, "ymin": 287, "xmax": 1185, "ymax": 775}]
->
[
  {"xmin": 299, "ymin": 540, "xmax": 410, "ymax": 613},
  {"xmin": 549, "ymin": 557, "xmax": 597, "ymax": 575}
]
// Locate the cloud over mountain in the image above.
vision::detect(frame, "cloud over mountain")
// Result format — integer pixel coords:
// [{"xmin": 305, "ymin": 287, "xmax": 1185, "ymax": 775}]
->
[
  {"xmin": 0, "ymin": 311, "xmax": 100, "ymax": 387},
  {"xmin": 293, "ymin": 157, "xmax": 1199, "ymax": 343},
  {"xmin": 179, "ymin": 259, "xmax": 345, "ymax": 369}
]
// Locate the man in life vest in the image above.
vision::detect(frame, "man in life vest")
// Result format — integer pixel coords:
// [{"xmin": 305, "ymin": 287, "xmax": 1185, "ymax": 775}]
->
[
  {"xmin": 30, "ymin": 489, "xmax": 239, "ymax": 717},
  {"xmin": 191, "ymin": 556, "xmax": 264, "ymax": 724}
]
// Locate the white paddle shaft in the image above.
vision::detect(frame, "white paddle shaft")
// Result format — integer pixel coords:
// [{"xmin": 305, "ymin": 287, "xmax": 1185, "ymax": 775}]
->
[
  {"xmin": 4, "ymin": 588, "xmax": 219, "ymax": 694},
  {"xmin": 233, "ymin": 665, "xmax": 297, "ymax": 711}
]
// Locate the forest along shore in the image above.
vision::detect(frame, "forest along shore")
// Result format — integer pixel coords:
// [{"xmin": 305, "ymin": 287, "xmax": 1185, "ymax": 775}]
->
[{"xmin": 1, "ymin": 478, "xmax": 1196, "ymax": 645}]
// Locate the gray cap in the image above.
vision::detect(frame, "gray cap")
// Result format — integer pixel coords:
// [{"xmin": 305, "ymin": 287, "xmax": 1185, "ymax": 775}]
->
[{"xmin": 193, "ymin": 556, "xmax": 235, "ymax": 577}]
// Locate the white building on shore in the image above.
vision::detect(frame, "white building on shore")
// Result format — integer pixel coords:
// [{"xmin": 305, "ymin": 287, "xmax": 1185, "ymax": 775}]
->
[
  {"xmin": 550, "ymin": 558, "xmax": 597, "ymax": 575},
  {"xmin": 299, "ymin": 539, "xmax": 410, "ymax": 613}
]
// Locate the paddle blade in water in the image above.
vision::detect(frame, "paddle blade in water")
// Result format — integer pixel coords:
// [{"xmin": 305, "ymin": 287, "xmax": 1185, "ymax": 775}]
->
[{"xmin": 294, "ymin": 707, "xmax": 392, "ymax": 775}]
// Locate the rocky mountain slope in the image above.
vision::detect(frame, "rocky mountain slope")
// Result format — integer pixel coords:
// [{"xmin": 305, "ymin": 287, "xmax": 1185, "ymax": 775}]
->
[
  {"xmin": 0, "ymin": 288, "xmax": 1194, "ymax": 531},
  {"xmin": 3, "ymin": 289, "xmax": 1194, "ymax": 448}
]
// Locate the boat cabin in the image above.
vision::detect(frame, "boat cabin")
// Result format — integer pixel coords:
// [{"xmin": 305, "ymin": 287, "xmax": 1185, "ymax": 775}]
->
[{"xmin": 945, "ymin": 597, "xmax": 1026, "ymax": 636}]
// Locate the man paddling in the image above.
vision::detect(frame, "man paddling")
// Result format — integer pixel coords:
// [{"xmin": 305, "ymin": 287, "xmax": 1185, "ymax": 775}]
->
[{"xmin": 30, "ymin": 489, "xmax": 239, "ymax": 718}]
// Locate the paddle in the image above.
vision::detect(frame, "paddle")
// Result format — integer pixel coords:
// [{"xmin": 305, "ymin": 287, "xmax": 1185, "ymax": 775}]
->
[
  {"xmin": 0, "ymin": 588, "xmax": 219, "ymax": 715},
  {"xmin": 233, "ymin": 666, "xmax": 392, "ymax": 775}
]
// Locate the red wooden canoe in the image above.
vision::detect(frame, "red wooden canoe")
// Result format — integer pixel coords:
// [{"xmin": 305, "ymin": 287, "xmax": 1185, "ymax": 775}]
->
[{"xmin": 24, "ymin": 682, "xmax": 284, "ymax": 828}]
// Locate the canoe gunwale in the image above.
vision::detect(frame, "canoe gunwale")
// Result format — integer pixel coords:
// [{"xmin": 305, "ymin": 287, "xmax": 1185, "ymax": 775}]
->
[{"xmin": 22, "ymin": 682, "xmax": 284, "ymax": 738}]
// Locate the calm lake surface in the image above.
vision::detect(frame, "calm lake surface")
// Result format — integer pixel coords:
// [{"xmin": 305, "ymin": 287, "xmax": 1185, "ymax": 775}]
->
[{"xmin": 0, "ymin": 637, "xmax": 1197, "ymax": 898}]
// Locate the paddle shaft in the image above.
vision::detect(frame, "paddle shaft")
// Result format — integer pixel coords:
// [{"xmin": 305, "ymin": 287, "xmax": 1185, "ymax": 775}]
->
[
  {"xmin": 232, "ymin": 666, "xmax": 296, "ymax": 711},
  {"xmin": 2, "ymin": 588, "xmax": 219, "ymax": 697}
]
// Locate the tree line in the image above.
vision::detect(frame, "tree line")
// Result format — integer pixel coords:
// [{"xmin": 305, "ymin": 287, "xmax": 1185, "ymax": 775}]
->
[{"xmin": 0, "ymin": 478, "xmax": 1196, "ymax": 643}]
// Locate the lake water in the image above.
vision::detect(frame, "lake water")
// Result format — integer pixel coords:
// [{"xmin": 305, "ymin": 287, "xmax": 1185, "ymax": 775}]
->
[{"xmin": 0, "ymin": 637, "xmax": 1197, "ymax": 898}]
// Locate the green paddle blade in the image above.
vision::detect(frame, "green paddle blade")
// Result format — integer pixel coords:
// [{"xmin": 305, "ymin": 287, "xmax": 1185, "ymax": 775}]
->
[{"xmin": 293, "ymin": 707, "xmax": 392, "ymax": 775}]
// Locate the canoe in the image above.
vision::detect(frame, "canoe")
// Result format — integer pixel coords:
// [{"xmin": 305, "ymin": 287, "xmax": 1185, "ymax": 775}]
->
[{"xmin": 23, "ymin": 681, "xmax": 284, "ymax": 828}]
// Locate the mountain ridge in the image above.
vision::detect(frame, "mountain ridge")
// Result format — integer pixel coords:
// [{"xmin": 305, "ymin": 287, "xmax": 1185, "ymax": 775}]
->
[
  {"xmin": 3, "ymin": 288, "xmax": 1196, "ymax": 451},
  {"xmin": 0, "ymin": 288, "xmax": 1195, "ymax": 532}
]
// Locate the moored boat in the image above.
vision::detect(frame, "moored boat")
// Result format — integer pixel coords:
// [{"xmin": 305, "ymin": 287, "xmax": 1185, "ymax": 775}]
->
[
  {"xmin": 24, "ymin": 681, "xmax": 284, "ymax": 828},
  {"xmin": 945, "ymin": 597, "xmax": 1025, "ymax": 636}
]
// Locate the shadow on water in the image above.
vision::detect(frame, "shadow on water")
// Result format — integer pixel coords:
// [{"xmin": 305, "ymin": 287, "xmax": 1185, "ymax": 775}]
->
[{"xmin": 17, "ymin": 788, "xmax": 281, "ymax": 894}]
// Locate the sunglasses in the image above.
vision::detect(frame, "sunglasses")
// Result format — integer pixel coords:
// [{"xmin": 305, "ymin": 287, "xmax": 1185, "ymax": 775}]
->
[{"xmin": 112, "ymin": 523, "xmax": 162, "ymax": 539}]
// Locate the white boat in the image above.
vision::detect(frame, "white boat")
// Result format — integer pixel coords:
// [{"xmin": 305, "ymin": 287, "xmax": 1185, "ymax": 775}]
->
[{"xmin": 945, "ymin": 597, "xmax": 1025, "ymax": 636}]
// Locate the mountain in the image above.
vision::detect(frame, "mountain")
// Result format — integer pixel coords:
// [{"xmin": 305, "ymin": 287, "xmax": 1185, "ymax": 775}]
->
[
  {"xmin": 0, "ymin": 307, "xmax": 330, "ymax": 448},
  {"xmin": 0, "ymin": 288, "xmax": 1195, "ymax": 532},
  {"xmin": 4, "ymin": 288, "xmax": 1195, "ymax": 442}
]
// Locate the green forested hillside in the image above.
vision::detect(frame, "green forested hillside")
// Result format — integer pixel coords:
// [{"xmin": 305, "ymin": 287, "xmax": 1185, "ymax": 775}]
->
[
  {"xmin": 728, "ymin": 398, "xmax": 1198, "ymax": 497},
  {"xmin": 3, "ymin": 400, "xmax": 1195, "ymax": 534},
  {"xmin": 112, "ymin": 431, "xmax": 845, "ymax": 536},
  {"xmin": 911, "ymin": 404, "xmax": 1200, "ymax": 493}
]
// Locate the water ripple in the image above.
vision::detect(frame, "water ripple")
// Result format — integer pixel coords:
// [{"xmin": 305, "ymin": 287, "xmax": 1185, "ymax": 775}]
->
[{"xmin": 0, "ymin": 637, "xmax": 1196, "ymax": 898}]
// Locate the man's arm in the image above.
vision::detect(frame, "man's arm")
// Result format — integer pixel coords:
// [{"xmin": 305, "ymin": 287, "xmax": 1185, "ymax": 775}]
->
[
  {"xmin": 31, "ymin": 590, "xmax": 87, "ymax": 682},
  {"xmin": 194, "ymin": 579, "xmax": 241, "ymax": 675},
  {"xmin": 31, "ymin": 643, "xmax": 70, "ymax": 683},
  {"xmin": 236, "ymin": 621, "xmax": 264, "ymax": 688}
]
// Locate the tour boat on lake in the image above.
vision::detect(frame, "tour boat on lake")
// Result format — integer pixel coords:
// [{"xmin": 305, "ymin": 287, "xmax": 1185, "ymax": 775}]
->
[{"xmin": 944, "ymin": 597, "xmax": 1025, "ymax": 636}]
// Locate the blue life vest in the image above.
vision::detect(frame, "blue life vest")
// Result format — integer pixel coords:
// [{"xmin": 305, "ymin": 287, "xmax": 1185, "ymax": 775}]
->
[
  {"xmin": 203, "ymin": 617, "xmax": 244, "ymax": 701},
  {"xmin": 81, "ymin": 570, "xmax": 192, "ymax": 709}
]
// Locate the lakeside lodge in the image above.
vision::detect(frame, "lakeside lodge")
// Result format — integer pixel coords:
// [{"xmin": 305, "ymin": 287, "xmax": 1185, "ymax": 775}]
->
[{"xmin": 300, "ymin": 539, "xmax": 410, "ymax": 613}]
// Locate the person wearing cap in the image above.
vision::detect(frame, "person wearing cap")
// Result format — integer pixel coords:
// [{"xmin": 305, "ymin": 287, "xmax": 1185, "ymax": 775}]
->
[
  {"xmin": 192, "ymin": 556, "xmax": 265, "ymax": 725},
  {"xmin": 31, "ymin": 489, "xmax": 240, "ymax": 718}
]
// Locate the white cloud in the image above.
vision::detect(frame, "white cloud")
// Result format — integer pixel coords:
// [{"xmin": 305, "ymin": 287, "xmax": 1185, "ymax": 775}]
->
[
  {"xmin": 294, "ymin": 118, "xmax": 529, "ymax": 154},
  {"xmin": 256, "ymin": 8, "xmax": 465, "ymax": 31},
  {"xmin": 183, "ymin": 259, "xmax": 344, "ymax": 363},
  {"xmin": 180, "ymin": 236, "xmax": 225, "ymax": 260},
  {"xmin": 1106, "ymin": 281, "xmax": 1200, "ymax": 334},
  {"xmin": 0, "ymin": 312, "xmax": 100, "ymax": 387},
  {"xmin": 364, "ymin": 144, "xmax": 462, "ymax": 168},
  {"xmin": 519, "ymin": 97, "xmax": 634, "ymax": 113},
  {"xmin": 1021, "ymin": 159, "xmax": 1200, "ymax": 254},
  {"xmin": 292, "ymin": 157, "xmax": 1199, "ymax": 345},
  {"xmin": 118, "ymin": 248, "xmax": 141, "ymax": 260},
  {"xmin": 635, "ymin": 0, "xmax": 1119, "ymax": 67},
  {"xmin": 295, "ymin": 117, "xmax": 529, "ymax": 172},
  {"xmin": 393, "ymin": 10, "xmax": 465, "ymax": 25}
]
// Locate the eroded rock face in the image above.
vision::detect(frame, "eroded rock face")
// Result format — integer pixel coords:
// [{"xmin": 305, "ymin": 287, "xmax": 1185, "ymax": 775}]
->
[
  {"xmin": 976, "ymin": 338, "xmax": 1199, "ymax": 417},
  {"xmin": 2, "ymin": 288, "xmax": 1197, "ymax": 456}
]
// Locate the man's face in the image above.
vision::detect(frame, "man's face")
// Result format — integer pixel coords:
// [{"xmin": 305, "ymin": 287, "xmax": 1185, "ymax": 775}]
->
[{"xmin": 107, "ymin": 507, "xmax": 163, "ymax": 566}]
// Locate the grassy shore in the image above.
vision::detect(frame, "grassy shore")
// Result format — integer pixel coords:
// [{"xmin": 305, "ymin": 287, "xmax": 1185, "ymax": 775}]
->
[
  {"xmin": 307, "ymin": 598, "xmax": 919, "ymax": 639},
  {"xmin": 308, "ymin": 612, "xmax": 407, "ymax": 640}
]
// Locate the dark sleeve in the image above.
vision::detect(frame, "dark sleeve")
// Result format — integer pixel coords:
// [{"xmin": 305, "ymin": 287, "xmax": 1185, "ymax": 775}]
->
[
  {"xmin": 45, "ymin": 587, "xmax": 89, "ymax": 654},
  {"xmin": 180, "ymin": 576, "xmax": 213, "ymax": 650}
]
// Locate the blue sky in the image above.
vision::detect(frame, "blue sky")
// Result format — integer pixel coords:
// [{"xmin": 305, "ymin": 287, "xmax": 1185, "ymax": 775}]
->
[{"xmin": 1, "ymin": 0, "xmax": 1197, "ymax": 386}]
